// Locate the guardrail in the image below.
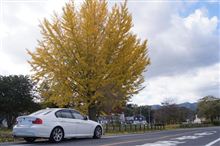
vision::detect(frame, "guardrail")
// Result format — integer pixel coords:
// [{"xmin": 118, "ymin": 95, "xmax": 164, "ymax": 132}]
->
[{"xmin": 102, "ymin": 124, "xmax": 165, "ymax": 133}]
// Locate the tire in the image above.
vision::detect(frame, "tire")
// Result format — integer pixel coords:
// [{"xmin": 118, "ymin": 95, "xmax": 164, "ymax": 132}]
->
[
  {"xmin": 24, "ymin": 137, "xmax": 36, "ymax": 143},
  {"xmin": 93, "ymin": 126, "xmax": 102, "ymax": 139},
  {"xmin": 49, "ymin": 127, "xmax": 64, "ymax": 143}
]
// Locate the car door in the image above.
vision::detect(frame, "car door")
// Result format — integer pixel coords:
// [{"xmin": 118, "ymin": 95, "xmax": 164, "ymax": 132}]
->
[
  {"xmin": 55, "ymin": 110, "xmax": 77, "ymax": 137},
  {"xmin": 71, "ymin": 110, "xmax": 93, "ymax": 136}
]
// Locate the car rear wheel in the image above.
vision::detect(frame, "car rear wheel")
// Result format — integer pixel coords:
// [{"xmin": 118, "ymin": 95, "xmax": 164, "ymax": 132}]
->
[
  {"xmin": 49, "ymin": 127, "xmax": 64, "ymax": 143},
  {"xmin": 24, "ymin": 137, "xmax": 36, "ymax": 143},
  {"xmin": 93, "ymin": 126, "xmax": 102, "ymax": 139}
]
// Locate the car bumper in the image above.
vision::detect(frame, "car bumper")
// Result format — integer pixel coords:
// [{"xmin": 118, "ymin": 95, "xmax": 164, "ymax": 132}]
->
[{"xmin": 13, "ymin": 125, "xmax": 51, "ymax": 138}]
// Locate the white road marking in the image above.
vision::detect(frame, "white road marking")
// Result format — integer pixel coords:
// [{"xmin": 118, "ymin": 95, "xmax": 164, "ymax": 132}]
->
[
  {"xmin": 174, "ymin": 131, "xmax": 216, "ymax": 140},
  {"xmin": 194, "ymin": 131, "xmax": 216, "ymax": 136},
  {"xmin": 137, "ymin": 131, "xmax": 217, "ymax": 146},
  {"xmin": 205, "ymin": 138, "xmax": 220, "ymax": 146},
  {"xmin": 175, "ymin": 135, "xmax": 203, "ymax": 140},
  {"xmin": 136, "ymin": 140, "xmax": 185, "ymax": 146}
]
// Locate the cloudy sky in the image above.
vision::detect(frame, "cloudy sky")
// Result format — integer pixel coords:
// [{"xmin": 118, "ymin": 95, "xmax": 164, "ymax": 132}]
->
[{"xmin": 0, "ymin": 0, "xmax": 219, "ymax": 105}]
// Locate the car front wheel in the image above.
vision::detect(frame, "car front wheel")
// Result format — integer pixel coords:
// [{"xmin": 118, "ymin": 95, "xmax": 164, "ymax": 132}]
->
[
  {"xmin": 93, "ymin": 126, "xmax": 102, "ymax": 139},
  {"xmin": 50, "ymin": 127, "xmax": 64, "ymax": 143}
]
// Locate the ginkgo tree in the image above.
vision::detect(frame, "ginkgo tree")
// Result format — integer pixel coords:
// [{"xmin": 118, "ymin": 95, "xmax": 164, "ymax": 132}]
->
[{"xmin": 28, "ymin": 0, "xmax": 150, "ymax": 121}]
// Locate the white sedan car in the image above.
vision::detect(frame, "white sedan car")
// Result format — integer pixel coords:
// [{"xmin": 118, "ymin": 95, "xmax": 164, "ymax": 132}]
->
[{"xmin": 13, "ymin": 108, "xmax": 103, "ymax": 143}]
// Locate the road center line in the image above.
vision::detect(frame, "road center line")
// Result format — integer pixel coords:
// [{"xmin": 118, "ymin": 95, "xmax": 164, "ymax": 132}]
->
[{"xmin": 205, "ymin": 138, "xmax": 220, "ymax": 146}]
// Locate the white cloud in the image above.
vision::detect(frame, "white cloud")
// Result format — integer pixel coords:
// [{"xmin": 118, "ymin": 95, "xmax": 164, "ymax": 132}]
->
[
  {"xmin": 15, "ymin": 5, "xmax": 42, "ymax": 26},
  {"xmin": 145, "ymin": 8, "xmax": 219, "ymax": 77},
  {"xmin": 0, "ymin": 23, "xmax": 9, "ymax": 39},
  {"xmin": 128, "ymin": 1, "xmax": 180, "ymax": 39},
  {"xmin": 0, "ymin": 51, "xmax": 31, "ymax": 75},
  {"xmin": 0, "ymin": 0, "xmax": 67, "ymax": 75},
  {"xmin": 183, "ymin": 9, "xmax": 218, "ymax": 34},
  {"xmin": 131, "ymin": 63, "xmax": 220, "ymax": 105},
  {"xmin": 130, "ymin": 6, "xmax": 219, "ymax": 105}
]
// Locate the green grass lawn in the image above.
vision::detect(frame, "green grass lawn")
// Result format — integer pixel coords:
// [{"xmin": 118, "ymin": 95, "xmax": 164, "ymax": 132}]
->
[
  {"xmin": 165, "ymin": 124, "xmax": 181, "ymax": 130},
  {"xmin": 0, "ymin": 128, "xmax": 14, "ymax": 142}
]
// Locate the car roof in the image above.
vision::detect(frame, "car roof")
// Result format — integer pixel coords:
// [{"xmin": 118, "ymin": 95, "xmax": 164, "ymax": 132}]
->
[
  {"xmin": 30, "ymin": 108, "xmax": 79, "ymax": 116},
  {"xmin": 42, "ymin": 108, "xmax": 80, "ymax": 113}
]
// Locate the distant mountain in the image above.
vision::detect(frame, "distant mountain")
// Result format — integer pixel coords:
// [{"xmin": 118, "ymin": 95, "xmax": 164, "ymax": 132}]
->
[
  {"xmin": 150, "ymin": 102, "xmax": 197, "ymax": 111},
  {"xmin": 151, "ymin": 104, "xmax": 161, "ymax": 110},
  {"xmin": 178, "ymin": 102, "xmax": 197, "ymax": 111}
]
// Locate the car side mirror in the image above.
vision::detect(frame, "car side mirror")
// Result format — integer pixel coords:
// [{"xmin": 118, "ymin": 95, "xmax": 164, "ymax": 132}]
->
[{"xmin": 84, "ymin": 116, "xmax": 89, "ymax": 120}]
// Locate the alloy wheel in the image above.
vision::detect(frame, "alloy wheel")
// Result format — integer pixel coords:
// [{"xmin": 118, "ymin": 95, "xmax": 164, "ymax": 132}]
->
[{"xmin": 50, "ymin": 127, "xmax": 64, "ymax": 142}]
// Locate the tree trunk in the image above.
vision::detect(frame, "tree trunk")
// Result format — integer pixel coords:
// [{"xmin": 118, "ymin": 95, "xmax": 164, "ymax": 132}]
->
[
  {"xmin": 88, "ymin": 105, "xmax": 97, "ymax": 121},
  {"xmin": 6, "ymin": 114, "xmax": 16, "ymax": 129},
  {"xmin": 210, "ymin": 117, "xmax": 214, "ymax": 123}
]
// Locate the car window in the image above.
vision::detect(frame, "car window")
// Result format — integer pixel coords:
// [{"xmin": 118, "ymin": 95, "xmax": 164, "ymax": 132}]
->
[
  {"xmin": 71, "ymin": 111, "xmax": 84, "ymax": 120},
  {"xmin": 55, "ymin": 111, "xmax": 62, "ymax": 118},
  {"xmin": 56, "ymin": 110, "xmax": 73, "ymax": 119}
]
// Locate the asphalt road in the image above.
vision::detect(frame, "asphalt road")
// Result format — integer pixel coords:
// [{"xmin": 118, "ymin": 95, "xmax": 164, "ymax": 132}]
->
[{"xmin": 1, "ymin": 126, "xmax": 220, "ymax": 146}]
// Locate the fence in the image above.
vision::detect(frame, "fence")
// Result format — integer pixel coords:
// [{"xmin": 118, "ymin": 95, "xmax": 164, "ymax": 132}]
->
[
  {"xmin": 180, "ymin": 123, "xmax": 213, "ymax": 128},
  {"xmin": 102, "ymin": 124, "xmax": 165, "ymax": 133}
]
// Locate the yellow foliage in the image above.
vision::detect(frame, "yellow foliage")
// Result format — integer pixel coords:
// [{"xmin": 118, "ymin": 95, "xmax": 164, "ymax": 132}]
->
[{"xmin": 28, "ymin": 0, "xmax": 150, "ymax": 116}]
